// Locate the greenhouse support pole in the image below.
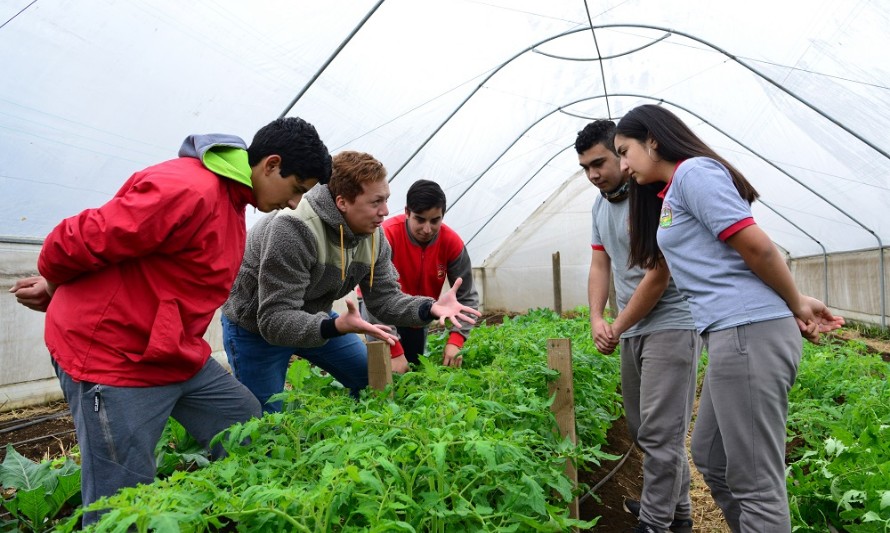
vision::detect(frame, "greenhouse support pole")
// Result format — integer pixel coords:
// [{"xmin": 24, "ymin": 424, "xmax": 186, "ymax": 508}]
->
[
  {"xmin": 461, "ymin": 94, "xmax": 883, "ymax": 326},
  {"xmin": 881, "ymin": 248, "xmax": 887, "ymax": 329},
  {"xmin": 278, "ymin": 0, "xmax": 386, "ymax": 118},
  {"xmin": 759, "ymin": 200, "xmax": 829, "ymax": 304},
  {"xmin": 547, "ymin": 338, "xmax": 578, "ymax": 521},
  {"xmin": 581, "ymin": 0, "xmax": 611, "ymax": 119},
  {"xmin": 552, "ymin": 251, "xmax": 562, "ymax": 315}
]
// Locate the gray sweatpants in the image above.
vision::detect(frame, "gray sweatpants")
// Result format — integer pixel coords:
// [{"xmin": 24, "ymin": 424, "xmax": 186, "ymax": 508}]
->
[
  {"xmin": 621, "ymin": 329, "xmax": 701, "ymax": 529},
  {"xmin": 53, "ymin": 357, "xmax": 261, "ymax": 525},
  {"xmin": 691, "ymin": 317, "xmax": 801, "ymax": 533}
]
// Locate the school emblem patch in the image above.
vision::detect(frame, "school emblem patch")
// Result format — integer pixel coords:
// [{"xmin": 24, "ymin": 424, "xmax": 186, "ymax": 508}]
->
[{"xmin": 659, "ymin": 203, "xmax": 673, "ymax": 227}]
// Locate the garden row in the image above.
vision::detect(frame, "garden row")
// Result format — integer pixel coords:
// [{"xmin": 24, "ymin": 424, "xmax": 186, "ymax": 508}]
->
[
  {"xmin": 60, "ymin": 309, "xmax": 623, "ymax": 532},
  {"xmin": 3, "ymin": 309, "xmax": 888, "ymax": 532},
  {"xmin": 785, "ymin": 336, "xmax": 890, "ymax": 532}
]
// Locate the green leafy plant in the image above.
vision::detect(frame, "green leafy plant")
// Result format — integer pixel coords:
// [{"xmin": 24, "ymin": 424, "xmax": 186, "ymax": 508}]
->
[
  {"xmin": 787, "ymin": 337, "xmax": 890, "ymax": 532},
  {"xmin": 0, "ymin": 444, "xmax": 81, "ymax": 533},
  {"xmin": 66, "ymin": 308, "xmax": 621, "ymax": 531},
  {"xmin": 154, "ymin": 418, "xmax": 210, "ymax": 477}
]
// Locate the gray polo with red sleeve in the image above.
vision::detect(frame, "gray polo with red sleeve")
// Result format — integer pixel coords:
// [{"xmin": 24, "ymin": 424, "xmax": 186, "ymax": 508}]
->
[{"xmin": 655, "ymin": 157, "xmax": 792, "ymax": 333}]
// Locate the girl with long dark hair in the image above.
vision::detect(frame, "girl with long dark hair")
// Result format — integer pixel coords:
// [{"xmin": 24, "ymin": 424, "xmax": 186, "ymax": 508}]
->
[{"xmin": 615, "ymin": 104, "xmax": 844, "ymax": 532}]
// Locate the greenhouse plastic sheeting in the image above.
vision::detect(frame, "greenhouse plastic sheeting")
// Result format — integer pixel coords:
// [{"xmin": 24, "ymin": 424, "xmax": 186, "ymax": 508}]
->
[{"xmin": 2, "ymin": 0, "xmax": 889, "ymax": 268}]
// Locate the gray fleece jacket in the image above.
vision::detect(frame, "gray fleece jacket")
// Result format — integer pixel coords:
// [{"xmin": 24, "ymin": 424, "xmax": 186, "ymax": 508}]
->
[{"xmin": 222, "ymin": 185, "xmax": 434, "ymax": 348}]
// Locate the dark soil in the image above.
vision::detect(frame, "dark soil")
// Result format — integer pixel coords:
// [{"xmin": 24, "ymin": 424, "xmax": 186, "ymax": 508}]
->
[
  {"xmin": 0, "ymin": 402, "xmax": 76, "ymax": 463},
  {"xmin": 579, "ymin": 418, "xmax": 643, "ymax": 531}
]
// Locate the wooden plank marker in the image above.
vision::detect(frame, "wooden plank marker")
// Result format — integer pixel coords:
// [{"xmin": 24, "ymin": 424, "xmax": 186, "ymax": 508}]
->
[
  {"xmin": 367, "ymin": 341, "xmax": 393, "ymax": 396},
  {"xmin": 552, "ymin": 251, "xmax": 562, "ymax": 314},
  {"xmin": 547, "ymin": 337, "xmax": 579, "ymax": 521}
]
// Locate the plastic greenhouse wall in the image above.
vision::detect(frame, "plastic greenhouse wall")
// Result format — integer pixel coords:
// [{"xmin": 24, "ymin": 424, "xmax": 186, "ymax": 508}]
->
[
  {"xmin": 4, "ymin": 170, "xmax": 888, "ymax": 410},
  {"xmin": 791, "ymin": 249, "xmax": 890, "ymax": 325}
]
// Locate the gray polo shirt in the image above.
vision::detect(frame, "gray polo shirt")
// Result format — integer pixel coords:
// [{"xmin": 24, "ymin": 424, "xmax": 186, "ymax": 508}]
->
[
  {"xmin": 656, "ymin": 157, "xmax": 792, "ymax": 333},
  {"xmin": 591, "ymin": 196, "xmax": 695, "ymax": 338}
]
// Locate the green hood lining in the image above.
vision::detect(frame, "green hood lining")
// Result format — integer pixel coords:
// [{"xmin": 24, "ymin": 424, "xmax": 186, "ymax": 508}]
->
[{"xmin": 203, "ymin": 146, "xmax": 252, "ymax": 188}]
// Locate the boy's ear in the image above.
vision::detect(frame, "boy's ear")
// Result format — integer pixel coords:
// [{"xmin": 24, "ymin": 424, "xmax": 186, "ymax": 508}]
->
[
  {"xmin": 263, "ymin": 154, "xmax": 282, "ymax": 175},
  {"xmin": 335, "ymin": 195, "xmax": 348, "ymax": 212}
]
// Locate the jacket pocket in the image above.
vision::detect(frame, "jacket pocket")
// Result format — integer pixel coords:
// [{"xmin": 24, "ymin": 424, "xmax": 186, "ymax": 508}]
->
[{"xmin": 125, "ymin": 299, "xmax": 204, "ymax": 371}]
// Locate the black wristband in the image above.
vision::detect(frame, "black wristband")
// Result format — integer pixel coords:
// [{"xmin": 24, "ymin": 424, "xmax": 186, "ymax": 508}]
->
[
  {"xmin": 320, "ymin": 318, "xmax": 343, "ymax": 339},
  {"xmin": 418, "ymin": 300, "xmax": 434, "ymax": 322}
]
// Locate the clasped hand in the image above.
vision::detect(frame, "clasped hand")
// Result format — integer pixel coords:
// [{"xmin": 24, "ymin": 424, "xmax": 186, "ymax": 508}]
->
[
  {"xmin": 793, "ymin": 295, "xmax": 845, "ymax": 343},
  {"xmin": 9, "ymin": 276, "xmax": 55, "ymax": 312}
]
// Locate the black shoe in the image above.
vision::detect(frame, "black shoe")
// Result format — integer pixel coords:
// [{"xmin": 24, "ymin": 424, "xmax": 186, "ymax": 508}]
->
[
  {"xmin": 631, "ymin": 521, "xmax": 663, "ymax": 533},
  {"xmin": 622, "ymin": 498, "xmax": 642, "ymax": 518},
  {"xmin": 623, "ymin": 499, "xmax": 694, "ymax": 533}
]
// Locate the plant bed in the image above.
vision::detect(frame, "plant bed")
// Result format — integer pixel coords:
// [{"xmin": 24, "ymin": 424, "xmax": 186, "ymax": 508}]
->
[
  {"xmin": 54, "ymin": 309, "xmax": 621, "ymax": 531},
  {"xmin": 3, "ymin": 319, "xmax": 885, "ymax": 532},
  {"xmin": 0, "ymin": 403, "xmax": 76, "ymax": 464}
]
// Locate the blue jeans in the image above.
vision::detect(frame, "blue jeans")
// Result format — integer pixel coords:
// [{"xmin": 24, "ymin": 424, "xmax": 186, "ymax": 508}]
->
[{"xmin": 221, "ymin": 313, "xmax": 369, "ymax": 412}]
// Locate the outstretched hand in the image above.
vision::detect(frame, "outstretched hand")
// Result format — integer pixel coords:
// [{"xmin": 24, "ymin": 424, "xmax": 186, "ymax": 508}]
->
[
  {"xmin": 9, "ymin": 276, "xmax": 54, "ymax": 312},
  {"xmin": 430, "ymin": 277, "xmax": 481, "ymax": 328},
  {"xmin": 793, "ymin": 295, "xmax": 845, "ymax": 343},
  {"xmin": 336, "ymin": 300, "xmax": 398, "ymax": 345}
]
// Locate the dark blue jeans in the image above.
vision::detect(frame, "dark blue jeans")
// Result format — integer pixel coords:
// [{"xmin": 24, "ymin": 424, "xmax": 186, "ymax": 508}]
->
[{"xmin": 221, "ymin": 313, "xmax": 369, "ymax": 412}]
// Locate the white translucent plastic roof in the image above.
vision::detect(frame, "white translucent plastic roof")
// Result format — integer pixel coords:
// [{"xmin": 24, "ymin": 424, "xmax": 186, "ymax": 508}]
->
[{"xmin": 2, "ymin": 0, "xmax": 888, "ymax": 265}]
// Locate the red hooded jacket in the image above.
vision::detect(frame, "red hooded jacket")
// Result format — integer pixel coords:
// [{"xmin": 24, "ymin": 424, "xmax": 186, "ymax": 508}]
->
[
  {"xmin": 39, "ymin": 156, "xmax": 253, "ymax": 386},
  {"xmin": 382, "ymin": 214, "xmax": 478, "ymax": 348}
]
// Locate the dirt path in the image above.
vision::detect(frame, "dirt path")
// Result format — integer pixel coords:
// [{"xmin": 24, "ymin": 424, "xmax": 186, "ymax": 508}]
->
[
  {"xmin": 829, "ymin": 329, "xmax": 890, "ymax": 360},
  {"xmin": 579, "ymin": 413, "xmax": 730, "ymax": 532},
  {"xmin": 0, "ymin": 401, "xmax": 75, "ymax": 463}
]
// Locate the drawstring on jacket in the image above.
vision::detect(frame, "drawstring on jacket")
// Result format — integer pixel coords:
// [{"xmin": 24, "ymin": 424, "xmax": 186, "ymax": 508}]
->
[
  {"xmin": 339, "ymin": 225, "xmax": 345, "ymax": 280},
  {"xmin": 369, "ymin": 231, "xmax": 375, "ymax": 288},
  {"xmin": 338, "ymin": 224, "xmax": 376, "ymax": 289}
]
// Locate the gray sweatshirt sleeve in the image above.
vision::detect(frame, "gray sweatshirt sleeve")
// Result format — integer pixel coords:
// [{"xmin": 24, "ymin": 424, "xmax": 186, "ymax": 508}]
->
[
  {"xmin": 360, "ymin": 235, "xmax": 435, "ymax": 326},
  {"xmin": 255, "ymin": 215, "xmax": 331, "ymax": 348}
]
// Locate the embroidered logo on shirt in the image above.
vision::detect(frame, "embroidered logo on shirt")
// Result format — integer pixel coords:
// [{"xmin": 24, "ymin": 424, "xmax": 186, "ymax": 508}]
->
[
  {"xmin": 660, "ymin": 203, "xmax": 673, "ymax": 227},
  {"xmin": 437, "ymin": 264, "xmax": 446, "ymax": 280}
]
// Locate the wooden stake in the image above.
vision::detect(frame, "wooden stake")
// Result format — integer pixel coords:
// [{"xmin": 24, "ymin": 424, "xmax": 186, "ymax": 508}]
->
[
  {"xmin": 547, "ymin": 338, "xmax": 579, "ymax": 521},
  {"xmin": 552, "ymin": 251, "xmax": 562, "ymax": 315},
  {"xmin": 367, "ymin": 341, "xmax": 392, "ymax": 396}
]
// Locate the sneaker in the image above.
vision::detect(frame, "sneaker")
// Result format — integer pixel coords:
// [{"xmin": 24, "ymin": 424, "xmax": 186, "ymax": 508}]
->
[
  {"xmin": 623, "ymin": 499, "xmax": 694, "ymax": 533},
  {"xmin": 631, "ymin": 521, "xmax": 663, "ymax": 533}
]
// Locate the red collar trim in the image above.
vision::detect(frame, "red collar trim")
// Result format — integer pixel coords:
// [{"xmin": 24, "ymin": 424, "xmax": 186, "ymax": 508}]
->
[{"xmin": 656, "ymin": 160, "xmax": 685, "ymax": 199}]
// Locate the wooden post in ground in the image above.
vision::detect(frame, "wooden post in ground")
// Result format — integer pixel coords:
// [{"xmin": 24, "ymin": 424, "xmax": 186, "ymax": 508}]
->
[
  {"xmin": 547, "ymin": 338, "xmax": 579, "ymax": 521},
  {"xmin": 552, "ymin": 251, "xmax": 562, "ymax": 315},
  {"xmin": 367, "ymin": 341, "xmax": 392, "ymax": 396}
]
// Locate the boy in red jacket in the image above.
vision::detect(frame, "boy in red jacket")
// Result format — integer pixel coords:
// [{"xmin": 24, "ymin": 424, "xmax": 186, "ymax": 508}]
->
[
  {"xmin": 365, "ymin": 179, "xmax": 479, "ymax": 370},
  {"xmin": 8, "ymin": 117, "xmax": 330, "ymax": 524}
]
